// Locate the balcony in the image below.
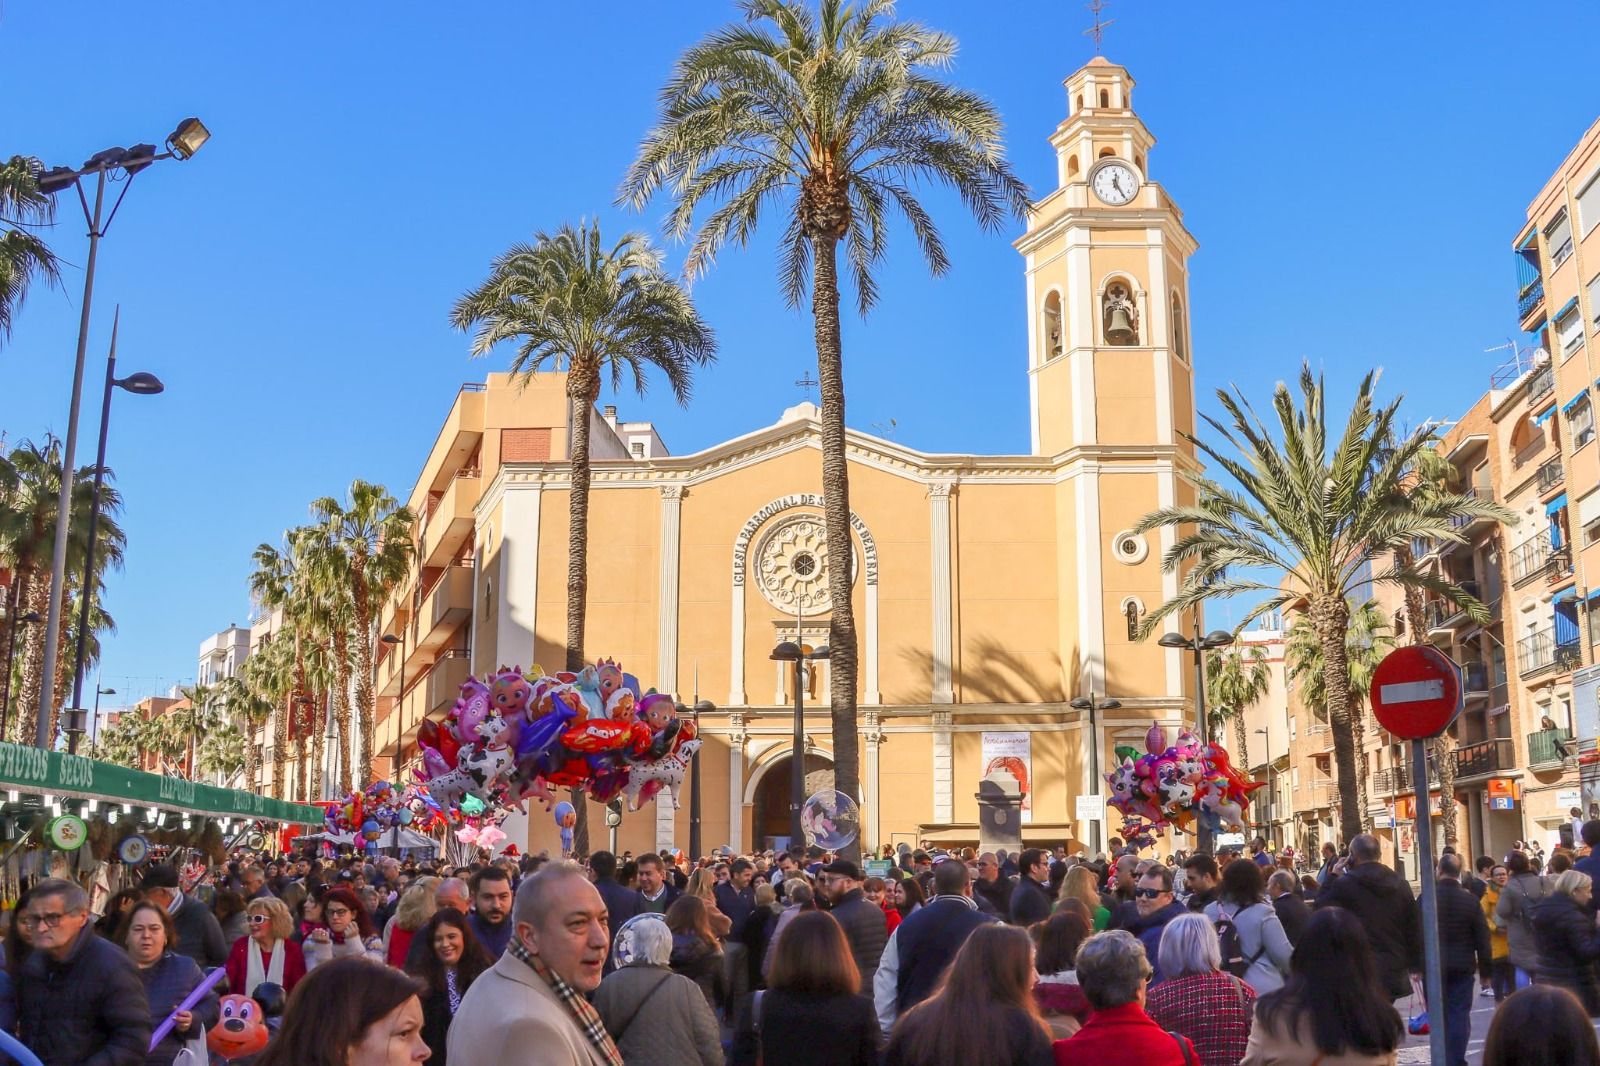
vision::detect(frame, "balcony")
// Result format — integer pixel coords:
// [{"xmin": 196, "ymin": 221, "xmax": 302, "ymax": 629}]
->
[
  {"xmin": 377, "ymin": 651, "xmax": 471, "ymax": 757},
  {"xmin": 1537, "ymin": 457, "xmax": 1565, "ymax": 495},
  {"xmin": 1375, "ymin": 757, "xmax": 1440, "ymax": 796},
  {"xmin": 1528, "ymin": 727, "xmax": 1574, "ymax": 771},
  {"xmin": 420, "ymin": 471, "xmax": 479, "ymax": 568},
  {"xmin": 1511, "ymin": 534, "xmax": 1551, "ymax": 586},
  {"xmin": 1548, "ymin": 543, "xmax": 1574, "ymax": 584},
  {"xmin": 1462, "ymin": 662, "xmax": 1490, "ymax": 699},
  {"xmin": 1518, "ymin": 279, "xmax": 1546, "ymax": 325},
  {"xmin": 1425, "ymin": 583, "xmax": 1479, "ymax": 636},
  {"xmin": 1518, "ymin": 626, "xmax": 1581, "ymax": 678},
  {"xmin": 416, "ymin": 564, "xmax": 473, "ymax": 651},
  {"xmin": 1452, "ymin": 737, "xmax": 1513, "ymax": 780},
  {"xmin": 1448, "ymin": 490, "xmax": 1497, "ymax": 537},
  {"xmin": 1527, "ymin": 366, "xmax": 1556, "ymax": 406}
]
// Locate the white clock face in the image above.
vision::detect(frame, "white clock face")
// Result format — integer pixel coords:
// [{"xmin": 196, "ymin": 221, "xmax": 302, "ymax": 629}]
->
[{"xmin": 1091, "ymin": 161, "xmax": 1139, "ymax": 206}]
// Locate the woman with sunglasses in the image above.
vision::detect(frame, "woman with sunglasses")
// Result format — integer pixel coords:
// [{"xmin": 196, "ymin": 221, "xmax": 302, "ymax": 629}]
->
[
  {"xmin": 225, "ymin": 896, "xmax": 307, "ymax": 997},
  {"xmin": 304, "ymin": 887, "xmax": 384, "ymax": 970}
]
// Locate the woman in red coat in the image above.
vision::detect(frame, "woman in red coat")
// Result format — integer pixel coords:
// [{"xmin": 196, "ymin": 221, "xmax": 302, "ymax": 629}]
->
[
  {"xmin": 225, "ymin": 897, "xmax": 307, "ymax": 998},
  {"xmin": 865, "ymin": 877, "xmax": 902, "ymax": 934},
  {"xmin": 1053, "ymin": 930, "xmax": 1196, "ymax": 1066}
]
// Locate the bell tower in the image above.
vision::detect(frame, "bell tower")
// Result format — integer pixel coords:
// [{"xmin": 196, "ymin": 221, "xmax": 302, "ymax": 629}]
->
[{"xmin": 1016, "ymin": 56, "xmax": 1196, "ymax": 458}]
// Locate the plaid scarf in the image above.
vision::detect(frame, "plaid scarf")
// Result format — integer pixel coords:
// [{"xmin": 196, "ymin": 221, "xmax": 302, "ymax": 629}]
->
[{"xmin": 507, "ymin": 934, "xmax": 623, "ymax": 1066}]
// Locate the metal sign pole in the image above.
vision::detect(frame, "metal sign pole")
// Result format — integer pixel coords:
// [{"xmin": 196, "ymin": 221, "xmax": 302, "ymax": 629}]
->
[{"xmin": 1411, "ymin": 737, "xmax": 1447, "ymax": 1066}]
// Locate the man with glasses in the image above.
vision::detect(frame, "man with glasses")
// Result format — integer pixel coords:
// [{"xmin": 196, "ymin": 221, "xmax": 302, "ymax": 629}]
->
[
  {"xmin": 1009, "ymin": 848, "xmax": 1053, "ymax": 927},
  {"xmin": 1128, "ymin": 865, "xmax": 1185, "ymax": 985},
  {"xmin": 17, "ymin": 877, "xmax": 150, "ymax": 1064},
  {"xmin": 971, "ymin": 852, "xmax": 1014, "ymax": 920}
]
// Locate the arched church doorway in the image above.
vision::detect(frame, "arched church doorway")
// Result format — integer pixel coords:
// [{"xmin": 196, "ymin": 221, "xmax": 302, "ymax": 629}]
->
[{"xmin": 751, "ymin": 751, "xmax": 834, "ymax": 852}]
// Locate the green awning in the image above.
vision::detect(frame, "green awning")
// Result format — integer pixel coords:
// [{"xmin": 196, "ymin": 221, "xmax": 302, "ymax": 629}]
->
[{"xmin": 0, "ymin": 742, "xmax": 323, "ymax": 825}]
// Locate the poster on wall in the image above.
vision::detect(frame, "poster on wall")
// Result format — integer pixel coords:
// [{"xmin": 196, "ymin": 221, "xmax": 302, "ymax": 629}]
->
[{"xmin": 981, "ymin": 732, "xmax": 1033, "ymax": 824}]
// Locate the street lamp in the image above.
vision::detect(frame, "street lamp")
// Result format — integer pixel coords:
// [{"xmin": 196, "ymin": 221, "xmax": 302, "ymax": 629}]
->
[
  {"xmin": 1, "ymin": 610, "xmax": 42, "ymax": 741},
  {"xmin": 675, "ymin": 698, "xmax": 716, "ymax": 860},
  {"xmin": 67, "ymin": 310, "xmax": 164, "ymax": 731},
  {"xmin": 381, "ymin": 632, "xmax": 404, "ymax": 719},
  {"xmin": 1158, "ymin": 625, "xmax": 1234, "ymax": 852},
  {"xmin": 1068, "ymin": 691, "xmax": 1121, "ymax": 856},
  {"xmin": 90, "ymin": 686, "xmax": 116, "ymax": 757},
  {"xmin": 33, "ymin": 117, "xmax": 208, "ymax": 750},
  {"xmin": 772, "ymin": 640, "xmax": 829, "ymax": 851}
]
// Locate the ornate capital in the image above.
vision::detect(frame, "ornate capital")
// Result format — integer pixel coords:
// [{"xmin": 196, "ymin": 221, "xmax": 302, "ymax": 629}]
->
[
  {"xmin": 932, "ymin": 710, "xmax": 954, "ymax": 730},
  {"xmin": 659, "ymin": 485, "xmax": 686, "ymax": 501},
  {"xmin": 727, "ymin": 712, "xmax": 749, "ymax": 748},
  {"xmin": 926, "ymin": 480, "xmax": 956, "ymax": 499}
]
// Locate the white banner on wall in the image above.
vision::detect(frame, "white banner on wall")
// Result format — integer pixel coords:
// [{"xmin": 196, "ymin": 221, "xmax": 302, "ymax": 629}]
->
[{"xmin": 981, "ymin": 732, "xmax": 1033, "ymax": 824}]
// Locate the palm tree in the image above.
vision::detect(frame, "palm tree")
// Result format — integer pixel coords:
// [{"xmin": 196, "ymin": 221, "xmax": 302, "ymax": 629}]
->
[
  {"xmin": 97, "ymin": 714, "xmax": 143, "ymax": 768},
  {"xmin": 621, "ymin": 0, "xmax": 1030, "ymax": 854},
  {"xmin": 1135, "ymin": 365, "xmax": 1514, "ymax": 844},
  {"xmin": 0, "ymin": 156, "xmax": 61, "ymax": 344},
  {"xmin": 197, "ymin": 721, "xmax": 246, "ymax": 783},
  {"xmin": 452, "ymin": 221, "xmax": 716, "ymax": 854},
  {"xmin": 1206, "ymin": 644, "xmax": 1270, "ymax": 768},
  {"xmin": 307, "ymin": 480, "xmax": 415, "ymax": 789},
  {"xmin": 1286, "ymin": 601, "xmax": 1394, "ymax": 824},
  {"xmin": 218, "ymin": 674, "xmax": 274, "ymax": 792}
]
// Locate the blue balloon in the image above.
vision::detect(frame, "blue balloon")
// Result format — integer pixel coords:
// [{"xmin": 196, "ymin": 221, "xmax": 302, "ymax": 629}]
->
[{"xmin": 397, "ymin": 808, "xmax": 414, "ymax": 825}]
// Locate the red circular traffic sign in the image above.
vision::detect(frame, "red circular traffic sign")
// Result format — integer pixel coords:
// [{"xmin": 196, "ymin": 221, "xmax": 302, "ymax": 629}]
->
[{"xmin": 1369, "ymin": 645, "xmax": 1463, "ymax": 740}]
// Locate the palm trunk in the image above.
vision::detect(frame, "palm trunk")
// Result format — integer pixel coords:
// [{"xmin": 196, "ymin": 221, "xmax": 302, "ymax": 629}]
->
[
  {"xmin": 16, "ymin": 575, "xmax": 48, "ymax": 745},
  {"xmin": 1313, "ymin": 595, "xmax": 1363, "ymax": 843},
  {"xmin": 1399, "ymin": 554, "xmax": 1458, "ymax": 852},
  {"xmin": 351, "ymin": 558, "xmax": 376, "ymax": 786},
  {"xmin": 1350, "ymin": 703, "xmax": 1371, "ymax": 829},
  {"xmin": 811, "ymin": 234, "xmax": 862, "ymax": 863},
  {"xmin": 1233, "ymin": 711, "xmax": 1249, "ymax": 774},
  {"xmin": 272, "ymin": 692, "xmax": 289, "ymax": 798},
  {"xmin": 331, "ymin": 630, "xmax": 352, "ymax": 795},
  {"xmin": 564, "ymin": 371, "xmax": 598, "ymax": 859},
  {"xmin": 0, "ymin": 567, "xmax": 31, "ymax": 741}
]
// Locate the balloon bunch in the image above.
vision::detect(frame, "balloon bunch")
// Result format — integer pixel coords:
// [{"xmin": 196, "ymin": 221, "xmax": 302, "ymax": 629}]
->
[
  {"xmin": 1103, "ymin": 724, "xmax": 1262, "ymax": 848},
  {"xmin": 324, "ymin": 781, "xmax": 434, "ymax": 840},
  {"xmin": 414, "ymin": 659, "xmax": 703, "ymax": 818}
]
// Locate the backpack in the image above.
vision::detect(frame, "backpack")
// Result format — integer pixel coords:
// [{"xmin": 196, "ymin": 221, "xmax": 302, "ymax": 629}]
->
[{"xmin": 1216, "ymin": 904, "xmax": 1264, "ymax": 979}]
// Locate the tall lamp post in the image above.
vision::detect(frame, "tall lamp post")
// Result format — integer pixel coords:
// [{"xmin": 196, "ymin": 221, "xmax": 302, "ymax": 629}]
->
[
  {"xmin": 1068, "ymin": 691, "xmax": 1121, "ymax": 856},
  {"xmin": 675, "ymin": 698, "xmax": 716, "ymax": 860},
  {"xmin": 63, "ymin": 311, "xmax": 164, "ymax": 744},
  {"xmin": 771, "ymin": 640, "xmax": 829, "ymax": 851},
  {"xmin": 31, "ymin": 117, "xmax": 209, "ymax": 750},
  {"xmin": 1, "ymin": 610, "xmax": 42, "ymax": 741},
  {"xmin": 1158, "ymin": 624, "xmax": 1234, "ymax": 853}
]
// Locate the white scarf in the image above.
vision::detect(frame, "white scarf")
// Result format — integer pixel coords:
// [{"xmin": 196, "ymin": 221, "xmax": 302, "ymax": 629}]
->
[{"xmin": 245, "ymin": 938, "xmax": 286, "ymax": 996}]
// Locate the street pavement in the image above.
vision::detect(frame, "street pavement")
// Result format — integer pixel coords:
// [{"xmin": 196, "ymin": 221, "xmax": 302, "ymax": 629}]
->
[{"xmin": 1389, "ymin": 987, "xmax": 1600, "ymax": 1065}]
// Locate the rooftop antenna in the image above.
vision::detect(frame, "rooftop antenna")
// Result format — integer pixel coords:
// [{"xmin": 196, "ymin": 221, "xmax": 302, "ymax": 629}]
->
[
  {"xmin": 795, "ymin": 370, "xmax": 819, "ymax": 403},
  {"xmin": 1084, "ymin": 0, "xmax": 1115, "ymax": 54}
]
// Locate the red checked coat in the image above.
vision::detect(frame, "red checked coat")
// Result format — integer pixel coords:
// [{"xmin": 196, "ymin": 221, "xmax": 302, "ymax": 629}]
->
[{"xmin": 1053, "ymin": 1002, "xmax": 1197, "ymax": 1066}]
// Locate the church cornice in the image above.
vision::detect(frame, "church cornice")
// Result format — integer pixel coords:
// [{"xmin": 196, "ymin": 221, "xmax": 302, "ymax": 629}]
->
[{"xmin": 1015, "ymin": 200, "xmax": 1198, "ymax": 257}]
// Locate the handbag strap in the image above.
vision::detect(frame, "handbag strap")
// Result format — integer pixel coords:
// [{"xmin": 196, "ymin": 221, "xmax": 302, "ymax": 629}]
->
[
  {"xmin": 1169, "ymin": 1030, "xmax": 1194, "ymax": 1066},
  {"xmin": 607, "ymin": 971, "xmax": 674, "ymax": 1046}
]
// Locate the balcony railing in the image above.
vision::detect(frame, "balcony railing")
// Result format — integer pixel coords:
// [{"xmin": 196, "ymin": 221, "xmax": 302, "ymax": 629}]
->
[
  {"xmin": 1511, "ymin": 535, "xmax": 1552, "ymax": 585},
  {"xmin": 1518, "ymin": 279, "xmax": 1546, "ymax": 322},
  {"xmin": 1453, "ymin": 737, "xmax": 1513, "ymax": 780},
  {"xmin": 1528, "ymin": 727, "xmax": 1574, "ymax": 770},
  {"xmin": 1548, "ymin": 544, "xmax": 1574, "ymax": 582},
  {"xmin": 1528, "ymin": 365, "xmax": 1556, "ymax": 405},
  {"xmin": 1375, "ymin": 758, "xmax": 1440, "ymax": 795},
  {"xmin": 1537, "ymin": 457, "xmax": 1565, "ymax": 494},
  {"xmin": 1518, "ymin": 626, "xmax": 1581, "ymax": 677}
]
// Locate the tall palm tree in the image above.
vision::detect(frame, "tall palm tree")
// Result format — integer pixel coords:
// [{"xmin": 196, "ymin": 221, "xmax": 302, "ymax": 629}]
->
[
  {"xmin": 621, "ymin": 0, "xmax": 1029, "ymax": 854},
  {"xmin": 307, "ymin": 480, "xmax": 415, "ymax": 789},
  {"xmin": 218, "ymin": 673, "xmax": 274, "ymax": 792},
  {"xmin": 176, "ymin": 683, "xmax": 219, "ymax": 778},
  {"xmin": 1286, "ymin": 601, "xmax": 1394, "ymax": 824},
  {"xmin": 0, "ymin": 156, "xmax": 60, "ymax": 344},
  {"xmin": 452, "ymin": 221, "xmax": 716, "ymax": 855},
  {"xmin": 1205, "ymin": 644, "xmax": 1270, "ymax": 768},
  {"xmin": 197, "ymin": 721, "xmax": 246, "ymax": 783},
  {"xmin": 1135, "ymin": 365, "xmax": 1513, "ymax": 844}
]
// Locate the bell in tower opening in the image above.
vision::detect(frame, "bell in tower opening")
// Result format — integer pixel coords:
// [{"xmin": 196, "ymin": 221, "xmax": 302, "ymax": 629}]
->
[{"xmin": 1103, "ymin": 281, "xmax": 1139, "ymax": 345}]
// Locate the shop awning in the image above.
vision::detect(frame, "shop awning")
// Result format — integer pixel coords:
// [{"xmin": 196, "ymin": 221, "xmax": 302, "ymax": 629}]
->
[{"xmin": 0, "ymin": 742, "xmax": 323, "ymax": 826}]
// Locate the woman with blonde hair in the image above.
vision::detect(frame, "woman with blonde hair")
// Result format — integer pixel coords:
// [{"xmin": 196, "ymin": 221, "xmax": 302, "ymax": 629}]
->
[
  {"xmin": 686, "ymin": 867, "xmax": 734, "ymax": 938},
  {"xmin": 1058, "ymin": 865, "xmax": 1110, "ymax": 930},
  {"xmin": 383, "ymin": 876, "xmax": 438, "ymax": 968},
  {"xmin": 224, "ymin": 896, "xmax": 307, "ymax": 996},
  {"xmin": 1532, "ymin": 868, "xmax": 1600, "ymax": 1013}
]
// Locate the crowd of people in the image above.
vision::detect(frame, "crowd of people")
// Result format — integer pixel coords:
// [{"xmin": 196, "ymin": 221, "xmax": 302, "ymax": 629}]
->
[{"xmin": 6, "ymin": 827, "xmax": 1600, "ymax": 1065}]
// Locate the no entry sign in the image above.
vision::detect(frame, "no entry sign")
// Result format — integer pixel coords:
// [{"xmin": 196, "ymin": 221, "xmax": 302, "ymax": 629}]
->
[{"xmin": 1369, "ymin": 645, "xmax": 1463, "ymax": 739}]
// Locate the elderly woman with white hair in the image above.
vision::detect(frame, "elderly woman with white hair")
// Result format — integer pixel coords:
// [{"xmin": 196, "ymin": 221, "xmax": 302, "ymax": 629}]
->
[
  {"xmin": 1532, "ymin": 868, "xmax": 1600, "ymax": 1014},
  {"xmin": 593, "ymin": 914, "xmax": 724, "ymax": 1065},
  {"xmin": 1145, "ymin": 913, "xmax": 1256, "ymax": 1066}
]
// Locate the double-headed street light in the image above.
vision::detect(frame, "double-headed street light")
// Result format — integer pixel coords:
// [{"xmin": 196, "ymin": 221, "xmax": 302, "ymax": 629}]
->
[
  {"xmin": 33, "ymin": 117, "xmax": 209, "ymax": 751},
  {"xmin": 771, "ymin": 640, "xmax": 829, "ymax": 851},
  {"xmin": 1158, "ymin": 625, "xmax": 1234, "ymax": 853},
  {"xmin": 1069, "ymin": 691, "xmax": 1121, "ymax": 856}
]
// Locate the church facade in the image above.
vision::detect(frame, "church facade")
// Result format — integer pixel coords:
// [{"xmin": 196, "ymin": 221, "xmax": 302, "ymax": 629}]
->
[{"xmin": 371, "ymin": 57, "xmax": 1204, "ymax": 858}]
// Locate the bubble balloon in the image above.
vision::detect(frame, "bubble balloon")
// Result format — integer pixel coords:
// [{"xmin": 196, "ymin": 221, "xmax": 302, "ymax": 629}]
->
[
  {"xmin": 610, "ymin": 913, "xmax": 670, "ymax": 969},
  {"xmin": 801, "ymin": 790, "xmax": 860, "ymax": 850}
]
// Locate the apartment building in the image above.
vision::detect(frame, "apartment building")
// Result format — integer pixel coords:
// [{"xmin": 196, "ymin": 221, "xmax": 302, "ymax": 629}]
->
[{"xmin": 197, "ymin": 625, "xmax": 251, "ymax": 686}]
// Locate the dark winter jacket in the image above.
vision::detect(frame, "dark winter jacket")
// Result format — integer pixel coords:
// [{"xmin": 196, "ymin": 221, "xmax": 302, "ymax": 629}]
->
[
  {"xmin": 1433, "ymin": 877, "xmax": 1492, "ymax": 980},
  {"xmin": 137, "ymin": 951, "xmax": 221, "ymax": 1066},
  {"xmin": 733, "ymin": 988, "xmax": 877, "ymax": 1066},
  {"xmin": 973, "ymin": 875, "xmax": 1015, "ymax": 920},
  {"xmin": 1317, "ymin": 861, "xmax": 1421, "ymax": 999},
  {"xmin": 829, "ymin": 888, "xmax": 889, "ymax": 990},
  {"xmin": 171, "ymin": 893, "xmax": 228, "ymax": 970},
  {"xmin": 1271, "ymin": 891, "xmax": 1312, "ymax": 946},
  {"xmin": 18, "ymin": 923, "xmax": 151, "ymax": 1066},
  {"xmin": 1009, "ymin": 876, "xmax": 1053, "ymax": 928},
  {"xmin": 883, "ymin": 896, "xmax": 996, "ymax": 1021},
  {"xmin": 1128, "ymin": 900, "xmax": 1186, "ymax": 985},
  {"xmin": 594, "ymin": 874, "xmax": 641, "ymax": 974},
  {"xmin": 1531, "ymin": 892, "xmax": 1600, "ymax": 1012}
]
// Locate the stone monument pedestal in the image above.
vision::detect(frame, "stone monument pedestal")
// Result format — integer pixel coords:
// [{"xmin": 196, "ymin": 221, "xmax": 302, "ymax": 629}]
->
[{"xmin": 977, "ymin": 769, "xmax": 1024, "ymax": 855}]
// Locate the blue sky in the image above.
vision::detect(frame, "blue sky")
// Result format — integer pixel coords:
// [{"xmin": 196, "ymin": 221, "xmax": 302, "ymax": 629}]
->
[{"xmin": 3, "ymin": 2, "xmax": 1598, "ymax": 714}]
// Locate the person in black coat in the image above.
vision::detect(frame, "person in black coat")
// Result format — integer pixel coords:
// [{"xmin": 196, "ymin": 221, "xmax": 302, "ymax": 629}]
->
[
  {"xmin": 1532, "ymin": 870, "xmax": 1600, "ymax": 1015},
  {"xmin": 972, "ymin": 854, "xmax": 1015, "ymax": 921},
  {"xmin": 1316, "ymin": 833, "xmax": 1422, "ymax": 1000},
  {"xmin": 820, "ymin": 860, "xmax": 889, "ymax": 992},
  {"xmin": 140, "ymin": 864, "xmax": 228, "ymax": 970},
  {"xmin": 732, "ymin": 910, "xmax": 879, "ymax": 1066},
  {"xmin": 588, "ymin": 851, "xmax": 640, "ymax": 973},
  {"xmin": 1433, "ymin": 854, "xmax": 1493, "ymax": 1066},
  {"xmin": 1266, "ymin": 869, "xmax": 1312, "ymax": 946},
  {"xmin": 16, "ymin": 878, "xmax": 151, "ymax": 1066},
  {"xmin": 1008, "ymin": 849, "xmax": 1053, "ymax": 928}
]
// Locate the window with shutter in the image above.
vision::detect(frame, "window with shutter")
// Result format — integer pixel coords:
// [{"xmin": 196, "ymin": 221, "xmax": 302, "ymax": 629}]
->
[
  {"xmin": 1588, "ymin": 273, "xmax": 1600, "ymax": 325},
  {"xmin": 1579, "ymin": 172, "xmax": 1600, "ymax": 238},
  {"xmin": 1570, "ymin": 398, "xmax": 1595, "ymax": 449},
  {"xmin": 1579, "ymin": 488, "xmax": 1600, "ymax": 545},
  {"xmin": 1557, "ymin": 305, "xmax": 1584, "ymax": 355},
  {"xmin": 1548, "ymin": 210, "xmax": 1575, "ymax": 268}
]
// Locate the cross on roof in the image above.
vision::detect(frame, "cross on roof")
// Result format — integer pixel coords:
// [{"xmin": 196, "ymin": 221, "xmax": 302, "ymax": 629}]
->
[
  {"xmin": 1084, "ymin": 0, "xmax": 1115, "ymax": 53},
  {"xmin": 795, "ymin": 371, "xmax": 819, "ymax": 402}
]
